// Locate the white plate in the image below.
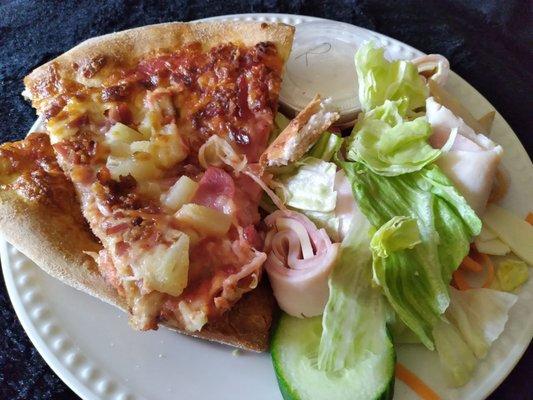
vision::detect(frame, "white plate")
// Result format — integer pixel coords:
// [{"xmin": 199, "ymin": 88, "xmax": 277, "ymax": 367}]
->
[{"xmin": 2, "ymin": 13, "xmax": 532, "ymax": 400}]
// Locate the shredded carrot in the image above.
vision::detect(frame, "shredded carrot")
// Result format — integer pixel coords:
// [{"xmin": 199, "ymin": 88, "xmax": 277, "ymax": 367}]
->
[
  {"xmin": 461, "ymin": 256, "xmax": 483, "ymax": 272},
  {"xmin": 480, "ymin": 253, "xmax": 495, "ymax": 288},
  {"xmin": 526, "ymin": 212, "xmax": 533, "ymax": 225},
  {"xmin": 453, "ymin": 269, "xmax": 471, "ymax": 290},
  {"xmin": 396, "ymin": 363, "xmax": 441, "ymax": 400}
]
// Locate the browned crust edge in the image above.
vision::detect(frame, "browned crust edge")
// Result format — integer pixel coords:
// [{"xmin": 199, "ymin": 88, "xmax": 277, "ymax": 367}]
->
[
  {"xmin": 0, "ymin": 190, "xmax": 124, "ymax": 308},
  {"xmin": 6, "ymin": 20, "xmax": 293, "ymax": 351},
  {"xmin": 0, "ymin": 188, "xmax": 276, "ymax": 351},
  {"xmin": 24, "ymin": 21, "xmax": 295, "ymax": 111}
]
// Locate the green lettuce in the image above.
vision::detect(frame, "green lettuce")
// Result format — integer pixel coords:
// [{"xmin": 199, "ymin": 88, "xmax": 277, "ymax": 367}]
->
[
  {"xmin": 347, "ymin": 99, "xmax": 442, "ymax": 176},
  {"xmin": 274, "ymin": 157, "xmax": 337, "ymax": 212},
  {"xmin": 370, "ymin": 216, "xmax": 421, "ymax": 258},
  {"xmin": 318, "ymin": 215, "xmax": 394, "ymax": 377},
  {"xmin": 338, "ymin": 159, "xmax": 482, "ymax": 349},
  {"xmin": 309, "ymin": 131, "xmax": 343, "ymax": 162},
  {"xmin": 272, "ymin": 156, "xmax": 345, "ymax": 239},
  {"xmin": 355, "ymin": 42, "xmax": 429, "ymax": 112}
]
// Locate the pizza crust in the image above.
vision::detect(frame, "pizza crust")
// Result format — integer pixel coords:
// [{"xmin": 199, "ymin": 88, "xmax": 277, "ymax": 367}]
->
[
  {"xmin": 3, "ymin": 20, "xmax": 294, "ymax": 352},
  {"xmin": 0, "ymin": 186, "xmax": 276, "ymax": 351},
  {"xmin": 24, "ymin": 21, "xmax": 295, "ymax": 112},
  {"xmin": 260, "ymin": 95, "xmax": 340, "ymax": 167},
  {"xmin": 0, "ymin": 189, "xmax": 124, "ymax": 309}
]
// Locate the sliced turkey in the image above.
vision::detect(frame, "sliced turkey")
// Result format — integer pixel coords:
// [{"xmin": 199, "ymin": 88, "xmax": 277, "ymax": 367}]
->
[
  {"xmin": 426, "ymin": 97, "xmax": 503, "ymax": 214},
  {"xmin": 412, "ymin": 54, "xmax": 450, "ymax": 86},
  {"xmin": 264, "ymin": 210, "xmax": 339, "ymax": 317}
]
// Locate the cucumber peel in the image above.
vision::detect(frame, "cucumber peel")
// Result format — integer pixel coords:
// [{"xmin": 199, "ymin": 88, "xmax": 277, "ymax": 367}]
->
[
  {"xmin": 270, "ymin": 214, "xmax": 395, "ymax": 400},
  {"xmin": 271, "ymin": 314, "xmax": 395, "ymax": 400}
]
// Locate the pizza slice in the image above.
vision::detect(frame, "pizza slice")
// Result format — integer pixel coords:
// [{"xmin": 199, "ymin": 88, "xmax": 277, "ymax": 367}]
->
[{"xmin": 1, "ymin": 21, "xmax": 294, "ymax": 350}]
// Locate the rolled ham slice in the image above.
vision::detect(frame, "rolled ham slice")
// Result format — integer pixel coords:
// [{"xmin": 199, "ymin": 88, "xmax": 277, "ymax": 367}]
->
[
  {"xmin": 264, "ymin": 210, "xmax": 339, "ymax": 317},
  {"xmin": 426, "ymin": 97, "xmax": 503, "ymax": 214},
  {"xmin": 412, "ymin": 54, "xmax": 450, "ymax": 86}
]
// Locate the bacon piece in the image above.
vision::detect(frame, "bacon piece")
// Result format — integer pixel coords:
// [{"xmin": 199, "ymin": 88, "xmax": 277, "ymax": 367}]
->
[
  {"xmin": 264, "ymin": 210, "xmax": 339, "ymax": 317},
  {"xmin": 108, "ymin": 103, "xmax": 133, "ymax": 125},
  {"xmin": 232, "ymin": 173, "xmax": 262, "ymax": 226},
  {"xmin": 105, "ymin": 222, "xmax": 129, "ymax": 235},
  {"xmin": 97, "ymin": 250, "xmax": 123, "ymax": 293},
  {"xmin": 243, "ymin": 225, "xmax": 263, "ymax": 250},
  {"xmin": 192, "ymin": 167, "xmax": 235, "ymax": 213}
]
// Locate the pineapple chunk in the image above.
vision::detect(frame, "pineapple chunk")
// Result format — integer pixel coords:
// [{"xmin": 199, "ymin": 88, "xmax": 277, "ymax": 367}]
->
[
  {"xmin": 178, "ymin": 301, "xmax": 207, "ymax": 332},
  {"xmin": 107, "ymin": 141, "xmax": 130, "ymax": 157},
  {"xmin": 107, "ymin": 154, "xmax": 161, "ymax": 181},
  {"xmin": 179, "ymin": 228, "xmax": 201, "ymax": 246},
  {"xmin": 106, "ymin": 122, "xmax": 144, "ymax": 144},
  {"xmin": 140, "ymin": 233, "xmax": 190, "ymax": 297},
  {"xmin": 175, "ymin": 204, "xmax": 232, "ymax": 237},
  {"xmin": 163, "ymin": 176, "xmax": 199, "ymax": 211},
  {"xmin": 47, "ymin": 117, "xmax": 77, "ymax": 144},
  {"xmin": 150, "ymin": 131, "xmax": 188, "ymax": 168},
  {"xmin": 137, "ymin": 181, "xmax": 162, "ymax": 199},
  {"xmin": 137, "ymin": 111, "xmax": 156, "ymax": 139},
  {"xmin": 130, "ymin": 140, "xmax": 151, "ymax": 154}
]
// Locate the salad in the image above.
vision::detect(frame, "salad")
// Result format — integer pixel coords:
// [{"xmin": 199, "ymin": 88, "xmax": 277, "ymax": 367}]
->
[{"xmin": 258, "ymin": 42, "xmax": 533, "ymax": 399}]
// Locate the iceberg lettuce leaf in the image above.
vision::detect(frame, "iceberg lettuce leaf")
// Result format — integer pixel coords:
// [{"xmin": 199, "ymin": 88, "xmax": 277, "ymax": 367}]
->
[
  {"xmin": 318, "ymin": 215, "xmax": 394, "ymax": 376},
  {"xmin": 355, "ymin": 42, "xmax": 429, "ymax": 112},
  {"xmin": 269, "ymin": 112, "xmax": 290, "ymax": 144},
  {"xmin": 309, "ymin": 131, "xmax": 343, "ymax": 162},
  {"xmin": 338, "ymin": 159, "xmax": 481, "ymax": 348},
  {"xmin": 370, "ymin": 216, "xmax": 421, "ymax": 258},
  {"xmin": 347, "ymin": 100, "xmax": 441, "ymax": 176},
  {"xmin": 274, "ymin": 157, "xmax": 337, "ymax": 213}
]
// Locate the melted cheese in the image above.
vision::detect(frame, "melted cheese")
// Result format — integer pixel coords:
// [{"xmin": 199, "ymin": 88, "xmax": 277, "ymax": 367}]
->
[{"xmin": 47, "ymin": 96, "xmax": 105, "ymax": 144}]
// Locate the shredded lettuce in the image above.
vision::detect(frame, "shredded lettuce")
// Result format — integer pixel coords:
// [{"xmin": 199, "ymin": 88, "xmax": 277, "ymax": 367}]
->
[
  {"xmin": 318, "ymin": 215, "xmax": 394, "ymax": 375},
  {"xmin": 370, "ymin": 216, "xmax": 421, "ymax": 258},
  {"xmin": 338, "ymin": 159, "xmax": 481, "ymax": 349},
  {"xmin": 355, "ymin": 42, "xmax": 429, "ymax": 112},
  {"xmin": 274, "ymin": 157, "xmax": 337, "ymax": 213},
  {"xmin": 309, "ymin": 131, "xmax": 343, "ymax": 162},
  {"xmin": 433, "ymin": 287, "xmax": 517, "ymax": 386},
  {"xmin": 347, "ymin": 99, "xmax": 442, "ymax": 176}
]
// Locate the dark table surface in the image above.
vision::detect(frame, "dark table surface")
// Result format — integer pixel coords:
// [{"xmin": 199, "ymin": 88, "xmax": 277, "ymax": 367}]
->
[{"xmin": 1, "ymin": 1, "xmax": 531, "ymax": 399}]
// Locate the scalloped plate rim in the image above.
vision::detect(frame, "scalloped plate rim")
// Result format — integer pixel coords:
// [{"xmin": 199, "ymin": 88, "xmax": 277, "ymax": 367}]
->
[{"xmin": 4, "ymin": 12, "xmax": 533, "ymax": 400}]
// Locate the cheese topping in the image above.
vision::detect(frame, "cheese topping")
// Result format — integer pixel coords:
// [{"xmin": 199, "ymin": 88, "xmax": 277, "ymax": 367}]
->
[{"xmin": 41, "ymin": 41, "xmax": 284, "ymax": 331}]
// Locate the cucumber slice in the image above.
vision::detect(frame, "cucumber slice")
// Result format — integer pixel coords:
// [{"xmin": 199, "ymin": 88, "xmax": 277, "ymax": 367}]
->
[{"xmin": 271, "ymin": 314, "xmax": 395, "ymax": 400}]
